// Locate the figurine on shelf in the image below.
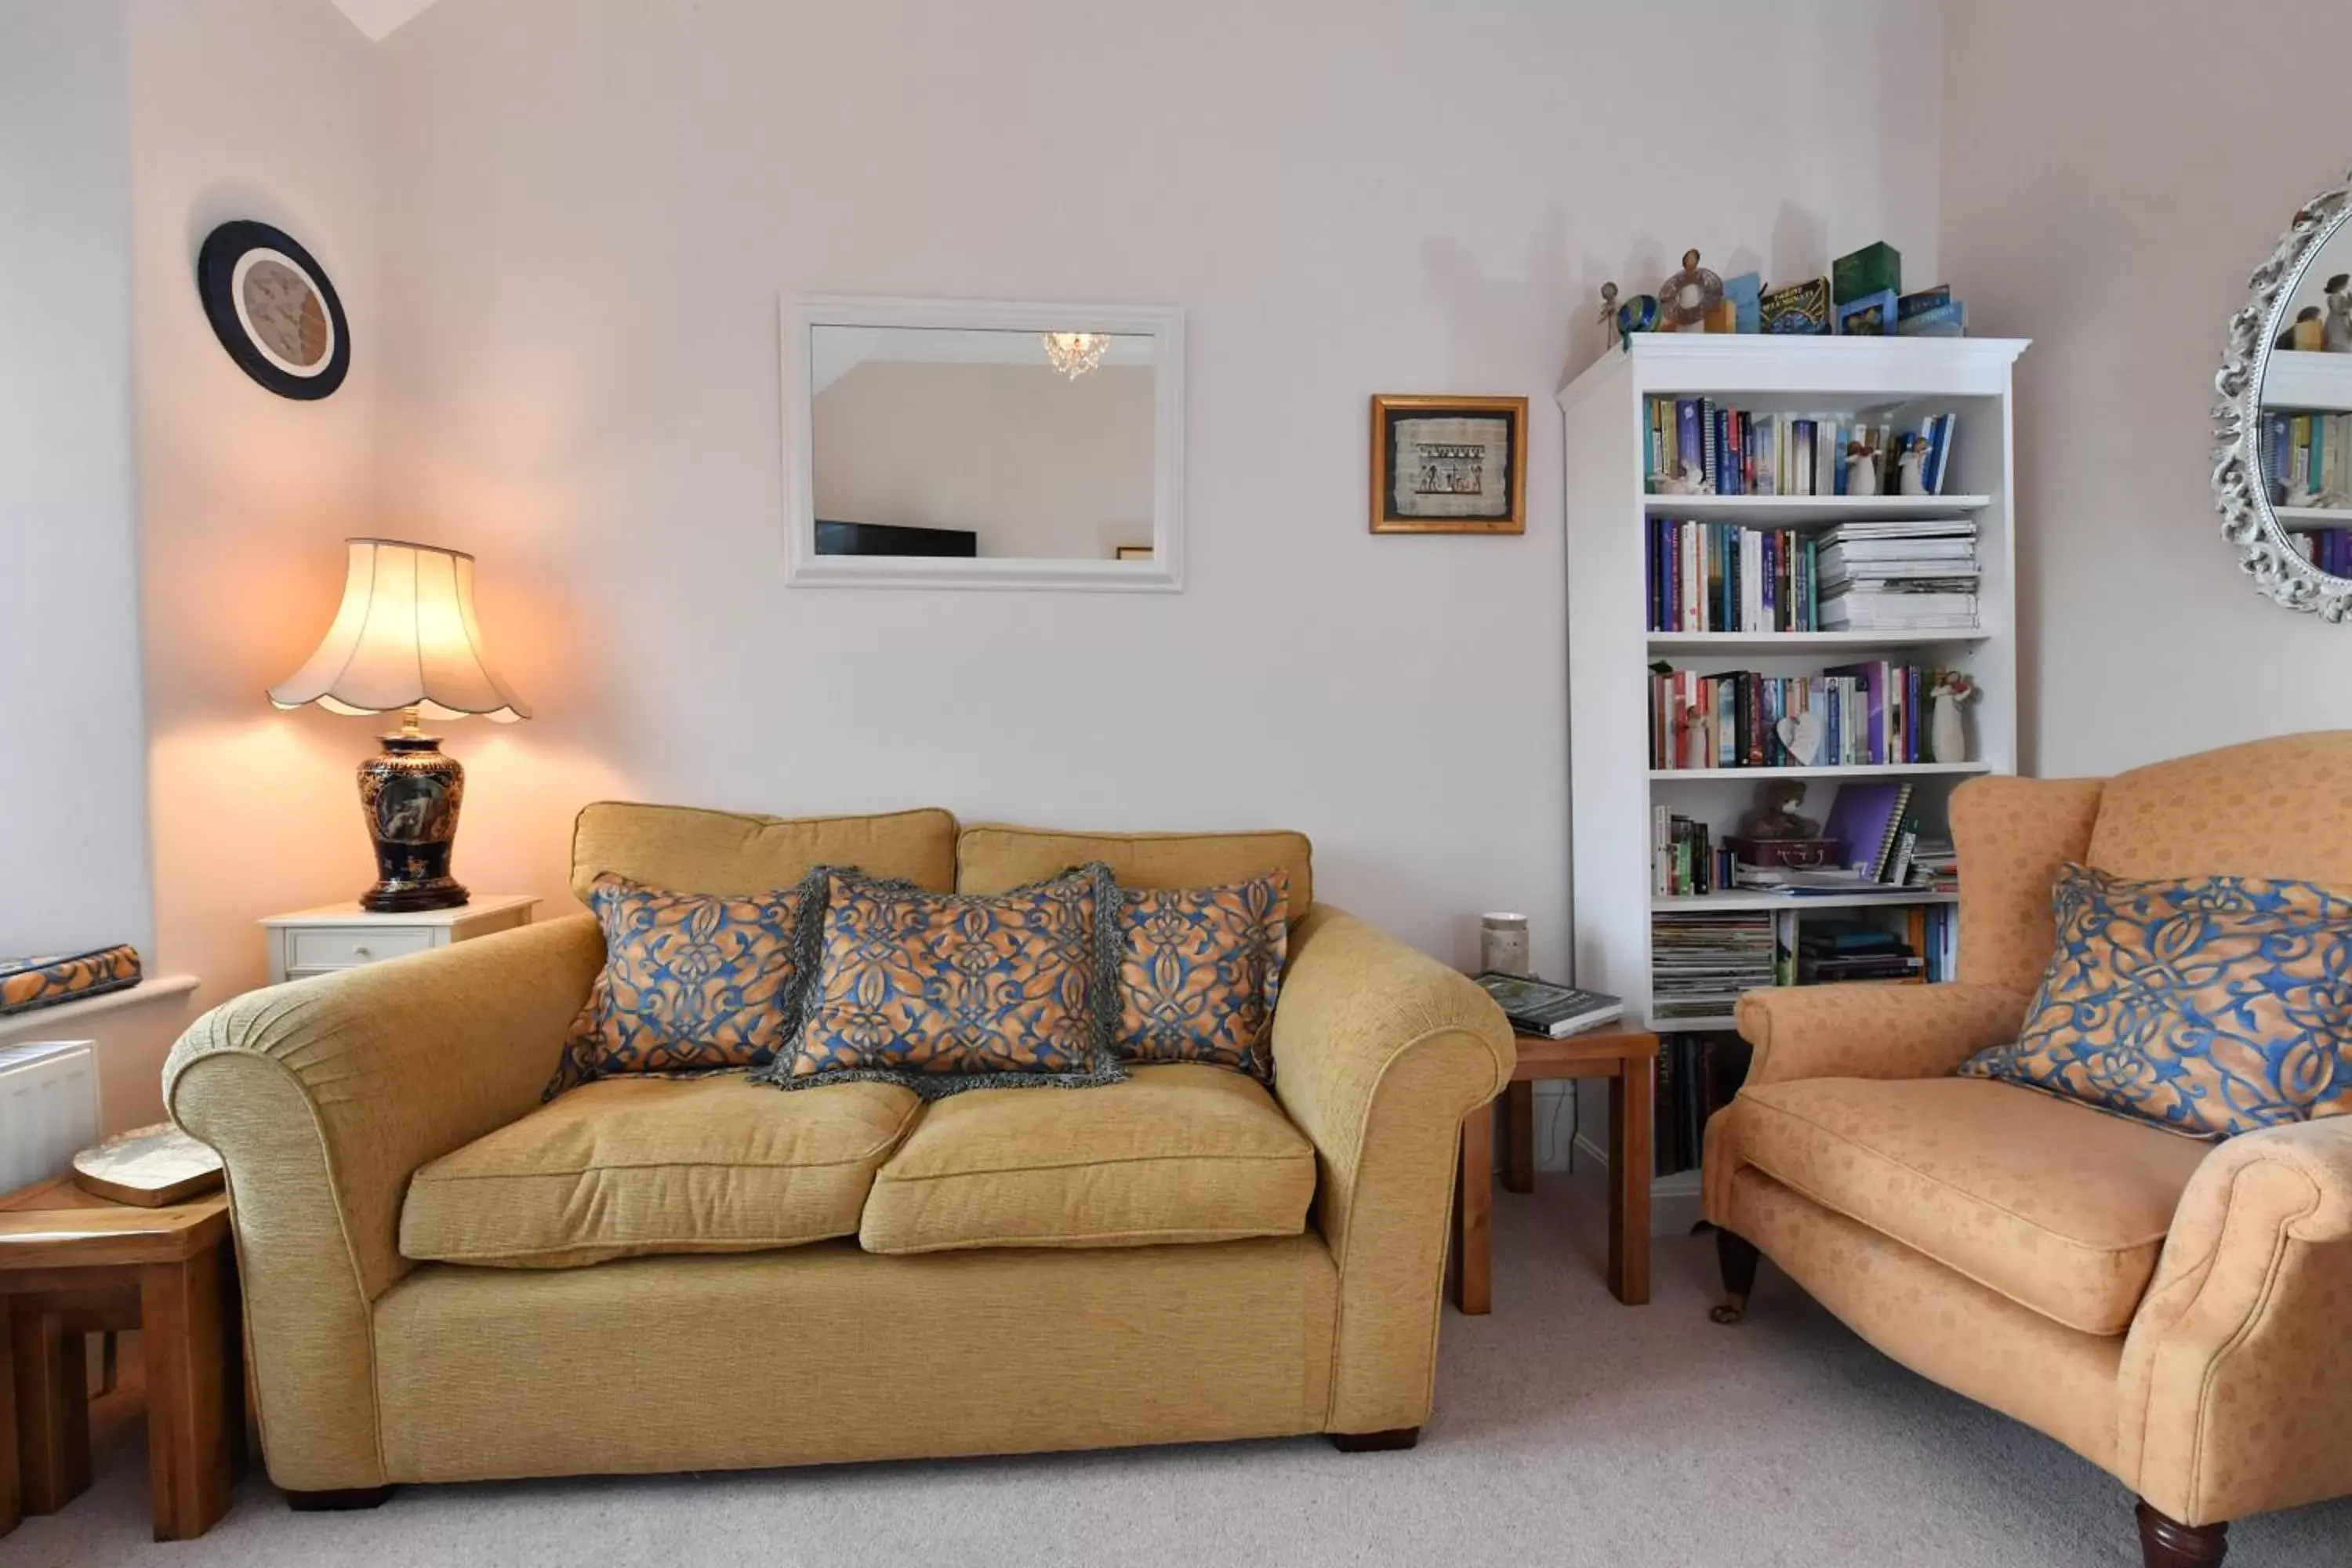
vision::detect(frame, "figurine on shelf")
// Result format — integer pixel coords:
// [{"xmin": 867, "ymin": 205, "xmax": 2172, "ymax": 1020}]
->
[
  {"xmin": 1846, "ymin": 440, "xmax": 1880, "ymax": 497},
  {"xmin": 1738, "ymin": 780, "xmax": 1820, "ymax": 841},
  {"xmin": 1616, "ymin": 290, "xmax": 1661, "ymax": 342},
  {"xmin": 1653, "ymin": 461, "xmax": 1709, "ymax": 496},
  {"xmin": 1929, "ymin": 673, "xmax": 1978, "ymax": 765},
  {"xmin": 2278, "ymin": 304, "xmax": 2325, "ymax": 352},
  {"xmin": 1598, "ymin": 281, "xmax": 1621, "ymax": 348},
  {"xmin": 2327, "ymin": 274, "xmax": 2352, "ymax": 353},
  {"xmin": 1661, "ymin": 249, "xmax": 1725, "ymax": 332},
  {"xmin": 1897, "ymin": 439, "xmax": 1929, "ymax": 496}
]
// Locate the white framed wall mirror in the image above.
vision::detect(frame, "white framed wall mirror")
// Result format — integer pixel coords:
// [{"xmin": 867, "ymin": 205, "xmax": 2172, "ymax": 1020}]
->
[
  {"xmin": 2216, "ymin": 165, "xmax": 2352, "ymax": 619},
  {"xmin": 782, "ymin": 296, "xmax": 1185, "ymax": 591}
]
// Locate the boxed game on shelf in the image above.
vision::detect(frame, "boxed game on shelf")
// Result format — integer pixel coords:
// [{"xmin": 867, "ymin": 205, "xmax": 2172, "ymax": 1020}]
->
[
  {"xmin": 1650, "ymin": 662, "xmax": 1965, "ymax": 770},
  {"xmin": 1649, "ymin": 909, "xmax": 1777, "ymax": 1022},
  {"xmin": 1644, "ymin": 398, "xmax": 1958, "ymax": 498},
  {"xmin": 1816, "ymin": 517, "xmax": 1980, "ymax": 631},
  {"xmin": 1646, "ymin": 518, "xmax": 1820, "ymax": 632}
]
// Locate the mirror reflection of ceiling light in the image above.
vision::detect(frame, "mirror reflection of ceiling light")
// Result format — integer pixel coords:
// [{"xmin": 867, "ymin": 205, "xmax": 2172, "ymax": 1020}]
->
[{"xmin": 1040, "ymin": 330, "xmax": 1110, "ymax": 379}]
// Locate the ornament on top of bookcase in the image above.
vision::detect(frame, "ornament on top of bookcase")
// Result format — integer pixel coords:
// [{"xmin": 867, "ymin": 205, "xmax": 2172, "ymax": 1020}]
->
[
  {"xmin": 2277, "ymin": 306, "xmax": 2325, "ymax": 352},
  {"xmin": 1831, "ymin": 241, "xmax": 1901, "ymax": 304},
  {"xmin": 2326, "ymin": 274, "xmax": 2352, "ymax": 352},
  {"xmin": 1610, "ymin": 283, "xmax": 1661, "ymax": 347},
  {"xmin": 1724, "ymin": 271, "xmax": 1762, "ymax": 333},
  {"xmin": 1660, "ymin": 249, "xmax": 1724, "ymax": 331},
  {"xmin": 1759, "ymin": 277, "xmax": 1831, "ymax": 335},
  {"xmin": 1836, "ymin": 289, "xmax": 1898, "ymax": 336},
  {"xmin": 1896, "ymin": 285, "xmax": 1968, "ymax": 338}
]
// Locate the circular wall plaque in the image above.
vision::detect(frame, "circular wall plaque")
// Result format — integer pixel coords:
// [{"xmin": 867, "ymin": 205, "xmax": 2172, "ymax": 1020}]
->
[{"xmin": 195, "ymin": 220, "xmax": 350, "ymax": 400}]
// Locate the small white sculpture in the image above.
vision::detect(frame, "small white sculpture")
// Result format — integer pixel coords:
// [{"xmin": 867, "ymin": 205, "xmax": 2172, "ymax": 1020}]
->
[
  {"xmin": 1775, "ymin": 710, "xmax": 1826, "ymax": 768},
  {"xmin": 1929, "ymin": 673, "xmax": 1976, "ymax": 764},
  {"xmin": 1653, "ymin": 461, "xmax": 1710, "ymax": 496},
  {"xmin": 1845, "ymin": 441, "xmax": 1878, "ymax": 497},
  {"xmin": 2326, "ymin": 274, "xmax": 2352, "ymax": 354},
  {"xmin": 1897, "ymin": 443, "xmax": 1929, "ymax": 496}
]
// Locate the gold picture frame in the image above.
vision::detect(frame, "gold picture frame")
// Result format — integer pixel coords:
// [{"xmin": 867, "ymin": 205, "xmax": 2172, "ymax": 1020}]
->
[{"xmin": 1369, "ymin": 394, "xmax": 1528, "ymax": 535}]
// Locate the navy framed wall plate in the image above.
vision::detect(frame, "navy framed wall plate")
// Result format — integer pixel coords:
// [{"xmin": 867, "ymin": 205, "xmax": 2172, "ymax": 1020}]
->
[{"xmin": 195, "ymin": 220, "xmax": 350, "ymax": 399}]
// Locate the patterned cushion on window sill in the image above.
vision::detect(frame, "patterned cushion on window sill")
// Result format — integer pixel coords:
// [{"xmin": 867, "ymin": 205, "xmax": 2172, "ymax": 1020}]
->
[
  {"xmin": 1116, "ymin": 873, "xmax": 1288, "ymax": 1081},
  {"xmin": 1958, "ymin": 863, "xmax": 2352, "ymax": 1139},
  {"xmin": 547, "ymin": 870, "xmax": 823, "ymax": 1097},
  {"xmin": 756, "ymin": 865, "xmax": 1127, "ymax": 1099}
]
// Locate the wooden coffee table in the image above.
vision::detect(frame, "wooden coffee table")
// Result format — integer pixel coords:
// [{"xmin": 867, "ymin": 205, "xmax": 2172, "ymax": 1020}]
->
[
  {"xmin": 0, "ymin": 1176, "xmax": 243, "ymax": 1541},
  {"xmin": 1452, "ymin": 1025, "xmax": 1658, "ymax": 1312}
]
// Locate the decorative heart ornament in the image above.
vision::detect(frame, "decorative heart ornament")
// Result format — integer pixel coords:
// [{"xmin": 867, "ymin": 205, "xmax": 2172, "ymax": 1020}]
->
[{"xmin": 1777, "ymin": 710, "xmax": 1825, "ymax": 767}]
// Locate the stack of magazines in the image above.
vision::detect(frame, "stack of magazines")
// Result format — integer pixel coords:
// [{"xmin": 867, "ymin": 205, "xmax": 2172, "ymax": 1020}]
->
[
  {"xmin": 1649, "ymin": 911, "xmax": 1777, "ymax": 1022},
  {"xmin": 1817, "ymin": 518, "xmax": 1979, "ymax": 631}
]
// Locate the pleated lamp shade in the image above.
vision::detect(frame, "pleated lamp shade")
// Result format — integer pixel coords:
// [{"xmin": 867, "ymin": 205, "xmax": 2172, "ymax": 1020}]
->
[{"xmin": 269, "ymin": 539, "xmax": 529, "ymax": 723}]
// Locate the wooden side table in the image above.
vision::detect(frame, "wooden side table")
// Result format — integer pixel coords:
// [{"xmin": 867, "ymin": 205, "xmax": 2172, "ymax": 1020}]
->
[
  {"xmin": 1452, "ymin": 1025, "xmax": 1658, "ymax": 1313},
  {"xmin": 260, "ymin": 893, "xmax": 538, "ymax": 985},
  {"xmin": 0, "ymin": 1178, "xmax": 243, "ymax": 1541}
]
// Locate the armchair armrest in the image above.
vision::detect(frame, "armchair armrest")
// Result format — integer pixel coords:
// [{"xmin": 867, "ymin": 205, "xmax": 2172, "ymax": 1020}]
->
[
  {"xmin": 1270, "ymin": 904, "xmax": 1513, "ymax": 1434},
  {"xmin": 164, "ymin": 914, "xmax": 602, "ymax": 1490},
  {"xmin": 1734, "ymin": 981, "xmax": 2032, "ymax": 1086},
  {"xmin": 2118, "ymin": 1116, "xmax": 2352, "ymax": 1527}
]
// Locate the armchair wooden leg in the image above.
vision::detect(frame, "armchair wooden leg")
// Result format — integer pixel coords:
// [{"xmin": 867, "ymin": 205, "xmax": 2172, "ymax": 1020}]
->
[
  {"xmin": 286, "ymin": 1486, "xmax": 394, "ymax": 1511},
  {"xmin": 2136, "ymin": 1502, "xmax": 2227, "ymax": 1567},
  {"xmin": 1710, "ymin": 1229, "xmax": 1760, "ymax": 1325},
  {"xmin": 1329, "ymin": 1428, "xmax": 1419, "ymax": 1453}
]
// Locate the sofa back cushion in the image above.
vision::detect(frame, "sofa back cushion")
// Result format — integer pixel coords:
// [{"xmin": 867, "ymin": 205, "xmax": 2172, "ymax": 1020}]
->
[
  {"xmin": 571, "ymin": 803, "xmax": 957, "ymax": 902},
  {"xmin": 956, "ymin": 823, "xmax": 1314, "ymax": 917},
  {"xmin": 2085, "ymin": 731, "xmax": 2352, "ymax": 886}
]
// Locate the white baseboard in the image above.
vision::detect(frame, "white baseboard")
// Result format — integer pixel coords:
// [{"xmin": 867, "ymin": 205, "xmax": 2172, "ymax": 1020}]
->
[{"xmin": 1570, "ymin": 1131, "xmax": 1705, "ymax": 1238}]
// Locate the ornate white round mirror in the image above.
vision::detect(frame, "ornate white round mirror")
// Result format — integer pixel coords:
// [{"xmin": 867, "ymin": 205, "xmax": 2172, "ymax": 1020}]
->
[{"xmin": 2216, "ymin": 167, "xmax": 2352, "ymax": 619}]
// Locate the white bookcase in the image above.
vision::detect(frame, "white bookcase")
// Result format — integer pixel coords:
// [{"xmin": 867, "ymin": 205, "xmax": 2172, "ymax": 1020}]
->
[{"xmin": 1556, "ymin": 334, "xmax": 2030, "ymax": 1228}]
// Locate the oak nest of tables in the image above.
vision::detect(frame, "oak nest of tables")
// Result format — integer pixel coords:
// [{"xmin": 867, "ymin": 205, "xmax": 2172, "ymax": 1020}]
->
[
  {"xmin": 1451, "ymin": 1025, "xmax": 1658, "ymax": 1314},
  {"xmin": 1, "ymin": 1175, "xmax": 245, "ymax": 1542}
]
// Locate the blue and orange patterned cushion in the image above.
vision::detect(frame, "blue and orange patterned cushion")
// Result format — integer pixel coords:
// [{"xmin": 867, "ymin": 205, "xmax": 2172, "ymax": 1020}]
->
[
  {"xmin": 0, "ymin": 945, "xmax": 143, "ymax": 1017},
  {"xmin": 548, "ymin": 872, "xmax": 822, "ymax": 1095},
  {"xmin": 757, "ymin": 866, "xmax": 1127, "ymax": 1098},
  {"xmin": 1959, "ymin": 865, "xmax": 2352, "ymax": 1138},
  {"xmin": 1116, "ymin": 873, "xmax": 1288, "ymax": 1081}
]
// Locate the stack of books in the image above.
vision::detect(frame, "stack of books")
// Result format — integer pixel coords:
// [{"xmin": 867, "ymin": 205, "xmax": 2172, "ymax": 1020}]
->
[
  {"xmin": 1817, "ymin": 518, "xmax": 1980, "ymax": 631},
  {"xmin": 2263, "ymin": 408, "xmax": 2352, "ymax": 506},
  {"xmin": 1796, "ymin": 918, "xmax": 1923, "ymax": 985},
  {"xmin": 1650, "ymin": 909, "xmax": 1777, "ymax": 1022},
  {"xmin": 1904, "ymin": 835, "xmax": 1958, "ymax": 892},
  {"xmin": 1472, "ymin": 973, "xmax": 1625, "ymax": 1038},
  {"xmin": 1652, "ymin": 808, "xmax": 1726, "ymax": 896},
  {"xmin": 1646, "ymin": 519, "xmax": 1821, "ymax": 633}
]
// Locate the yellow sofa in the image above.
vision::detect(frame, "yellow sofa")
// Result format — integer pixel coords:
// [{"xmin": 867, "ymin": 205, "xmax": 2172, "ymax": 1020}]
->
[
  {"xmin": 1702, "ymin": 734, "xmax": 2352, "ymax": 1568},
  {"xmin": 164, "ymin": 805, "xmax": 1513, "ymax": 1504}
]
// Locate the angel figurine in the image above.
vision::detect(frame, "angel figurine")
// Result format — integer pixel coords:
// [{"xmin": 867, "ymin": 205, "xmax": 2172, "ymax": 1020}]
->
[
  {"xmin": 1897, "ymin": 441, "xmax": 1929, "ymax": 496},
  {"xmin": 1846, "ymin": 440, "xmax": 1879, "ymax": 497}
]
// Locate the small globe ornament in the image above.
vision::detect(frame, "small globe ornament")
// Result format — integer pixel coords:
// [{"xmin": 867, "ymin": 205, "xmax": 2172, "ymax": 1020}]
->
[{"xmin": 1661, "ymin": 249, "xmax": 1724, "ymax": 330}]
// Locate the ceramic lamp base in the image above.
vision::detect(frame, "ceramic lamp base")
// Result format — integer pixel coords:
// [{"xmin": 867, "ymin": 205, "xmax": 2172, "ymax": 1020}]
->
[{"xmin": 358, "ymin": 731, "xmax": 470, "ymax": 912}]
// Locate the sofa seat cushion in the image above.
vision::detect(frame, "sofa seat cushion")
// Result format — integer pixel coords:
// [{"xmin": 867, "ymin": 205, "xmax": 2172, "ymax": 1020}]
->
[
  {"xmin": 1725, "ymin": 1076, "xmax": 2211, "ymax": 1334},
  {"xmin": 858, "ymin": 1062, "xmax": 1317, "ymax": 1254},
  {"xmin": 401, "ymin": 1073, "xmax": 920, "ymax": 1268}
]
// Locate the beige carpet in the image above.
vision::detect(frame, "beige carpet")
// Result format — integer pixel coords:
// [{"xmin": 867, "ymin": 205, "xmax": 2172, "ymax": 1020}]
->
[{"xmin": 12, "ymin": 1178, "xmax": 2350, "ymax": 1568}]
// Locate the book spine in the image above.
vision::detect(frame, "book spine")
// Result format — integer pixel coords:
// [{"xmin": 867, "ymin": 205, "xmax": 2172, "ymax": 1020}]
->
[
  {"xmin": 1700, "ymin": 399, "xmax": 1720, "ymax": 494},
  {"xmin": 1676, "ymin": 400, "xmax": 1700, "ymax": 489}
]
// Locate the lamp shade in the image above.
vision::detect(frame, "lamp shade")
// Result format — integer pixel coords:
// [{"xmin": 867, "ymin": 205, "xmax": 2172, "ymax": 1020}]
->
[{"xmin": 268, "ymin": 538, "xmax": 529, "ymax": 722}]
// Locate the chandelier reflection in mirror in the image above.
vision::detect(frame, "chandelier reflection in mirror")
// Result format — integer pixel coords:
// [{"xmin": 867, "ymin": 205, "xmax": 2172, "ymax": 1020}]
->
[{"xmin": 1040, "ymin": 330, "xmax": 1110, "ymax": 379}]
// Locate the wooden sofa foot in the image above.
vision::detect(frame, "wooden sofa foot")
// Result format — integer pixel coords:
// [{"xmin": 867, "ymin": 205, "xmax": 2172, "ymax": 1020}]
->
[
  {"xmin": 286, "ymin": 1486, "xmax": 394, "ymax": 1512},
  {"xmin": 2136, "ymin": 1502, "xmax": 2227, "ymax": 1566},
  {"xmin": 1330, "ymin": 1427, "xmax": 1419, "ymax": 1453},
  {"xmin": 1711, "ymin": 1229, "xmax": 1760, "ymax": 1324}
]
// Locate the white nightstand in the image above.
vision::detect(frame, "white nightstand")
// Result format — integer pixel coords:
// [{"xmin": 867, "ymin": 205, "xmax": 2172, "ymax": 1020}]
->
[{"xmin": 260, "ymin": 895, "xmax": 540, "ymax": 985}]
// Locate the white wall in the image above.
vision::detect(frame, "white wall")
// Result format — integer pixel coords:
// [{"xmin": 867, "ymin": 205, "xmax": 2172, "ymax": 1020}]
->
[
  {"xmin": 1940, "ymin": 0, "xmax": 2352, "ymax": 777},
  {"xmin": 370, "ymin": 0, "xmax": 1944, "ymax": 971},
  {"xmin": 0, "ymin": 2, "xmax": 155, "ymax": 961},
  {"xmin": 126, "ymin": 0, "xmax": 385, "ymax": 1011}
]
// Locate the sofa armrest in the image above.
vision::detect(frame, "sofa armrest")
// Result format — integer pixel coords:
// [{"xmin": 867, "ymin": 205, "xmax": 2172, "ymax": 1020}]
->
[
  {"xmin": 2118, "ymin": 1116, "xmax": 2352, "ymax": 1526},
  {"xmin": 1734, "ymin": 981, "xmax": 2032, "ymax": 1087},
  {"xmin": 163, "ymin": 913, "xmax": 602, "ymax": 1490},
  {"xmin": 1270, "ymin": 904, "xmax": 1513, "ymax": 1435}
]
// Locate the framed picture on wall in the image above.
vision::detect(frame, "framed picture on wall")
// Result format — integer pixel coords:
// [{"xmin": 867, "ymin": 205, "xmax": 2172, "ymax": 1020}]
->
[{"xmin": 1369, "ymin": 394, "xmax": 1528, "ymax": 535}]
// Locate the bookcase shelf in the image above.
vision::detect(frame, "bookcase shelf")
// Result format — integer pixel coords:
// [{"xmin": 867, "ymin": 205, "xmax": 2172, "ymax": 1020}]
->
[
  {"xmin": 2274, "ymin": 506, "xmax": 2352, "ymax": 532},
  {"xmin": 2261, "ymin": 350, "xmax": 2352, "ymax": 414},
  {"xmin": 1561, "ymin": 336, "xmax": 2028, "ymax": 1229}
]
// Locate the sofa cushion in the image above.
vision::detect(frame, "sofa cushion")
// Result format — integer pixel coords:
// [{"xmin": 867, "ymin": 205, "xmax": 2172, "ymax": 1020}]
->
[
  {"xmin": 1724, "ymin": 1076, "xmax": 2210, "ymax": 1334},
  {"xmin": 1115, "ymin": 873, "xmax": 1288, "ymax": 1081},
  {"xmin": 858, "ymin": 1062, "xmax": 1317, "ymax": 1254},
  {"xmin": 401, "ymin": 1073, "xmax": 920, "ymax": 1268},
  {"xmin": 571, "ymin": 802, "xmax": 957, "ymax": 902},
  {"xmin": 546, "ymin": 871, "xmax": 826, "ymax": 1095},
  {"xmin": 956, "ymin": 823, "xmax": 1314, "ymax": 919},
  {"xmin": 760, "ymin": 866, "xmax": 1127, "ymax": 1099},
  {"xmin": 1960, "ymin": 865, "xmax": 2352, "ymax": 1137}
]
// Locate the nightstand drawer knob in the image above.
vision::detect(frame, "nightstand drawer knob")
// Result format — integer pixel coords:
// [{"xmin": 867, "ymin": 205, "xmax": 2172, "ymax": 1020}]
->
[{"xmin": 286, "ymin": 927, "xmax": 433, "ymax": 971}]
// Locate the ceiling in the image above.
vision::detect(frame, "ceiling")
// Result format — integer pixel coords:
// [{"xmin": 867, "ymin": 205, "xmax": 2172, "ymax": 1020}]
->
[{"xmin": 328, "ymin": 0, "xmax": 443, "ymax": 42}]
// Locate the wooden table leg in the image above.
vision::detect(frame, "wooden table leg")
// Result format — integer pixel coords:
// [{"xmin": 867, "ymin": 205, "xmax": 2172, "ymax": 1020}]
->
[
  {"xmin": 220, "ymin": 1253, "xmax": 248, "ymax": 1484},
  {"xmin": 10, "ymin": 1307, "xmax": 90, "ymax": 1513},
  {"xmin": 1452, "ymin": 1106, "xmax": 1494, "ymax": 1315},
  {"xmin": 1503, "ymin": 1080, "xmax": 1536, "ymax": 1194},
  {"xmin": 140, "ymin": 1251, "xmax": 232, "ymax": 1541},
  {"xmin": 1, "ymin": 1296, "xmax": 19, "ymax": 1540},
  {"xmin": 1607, "ymin": 1061, "xmax": 1653, "ymax": 1306}
]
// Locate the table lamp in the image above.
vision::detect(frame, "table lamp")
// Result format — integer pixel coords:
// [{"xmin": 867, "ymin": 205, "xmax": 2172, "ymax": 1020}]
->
[{"xmin": 269, "ymin": 538, "xmax": 529, "ymax": 911}]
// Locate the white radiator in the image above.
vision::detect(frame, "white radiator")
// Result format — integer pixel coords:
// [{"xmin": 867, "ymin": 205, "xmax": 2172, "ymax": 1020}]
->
[{"xmin": 0, "ymin": 1039, "xmax": 100, "ymax": 1191}]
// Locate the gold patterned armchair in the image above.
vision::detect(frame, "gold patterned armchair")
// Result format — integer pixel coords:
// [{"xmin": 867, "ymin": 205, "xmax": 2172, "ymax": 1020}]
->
[{"xmin": 1703, "ymin": 733, "xmax": 2352, "ymax": 1568}]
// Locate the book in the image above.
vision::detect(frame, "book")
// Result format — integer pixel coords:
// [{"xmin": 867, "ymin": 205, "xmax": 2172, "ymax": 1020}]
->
[
  {"xmin": 1819, "ymin": 781, "xmax": 1915, "ymax": 881},
  {"xmin": 1474, "ymin": 973, "xmax": 1626, "ymax": 1038}
]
